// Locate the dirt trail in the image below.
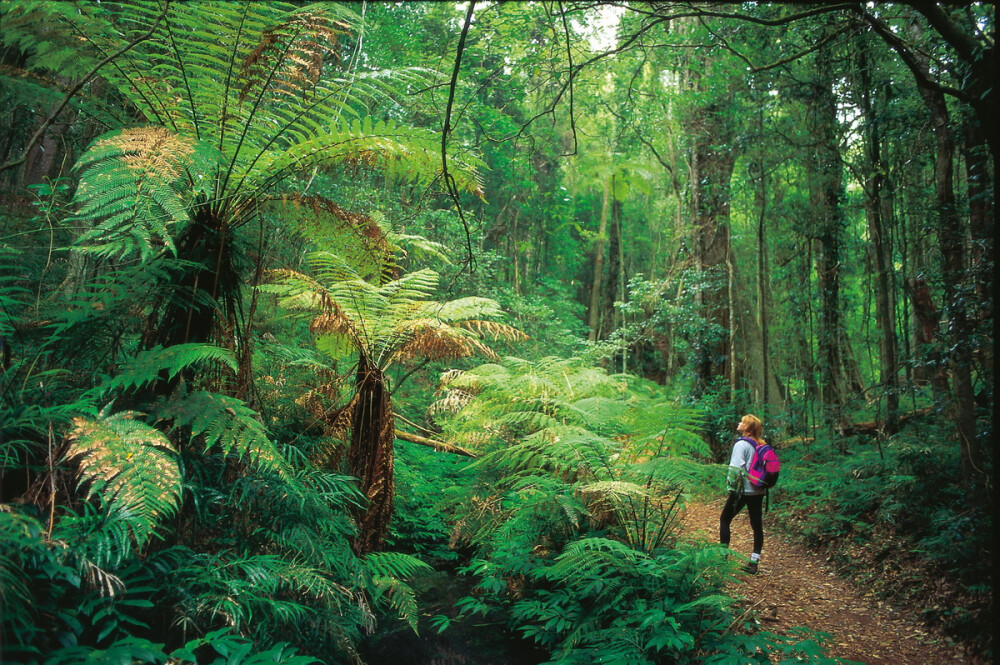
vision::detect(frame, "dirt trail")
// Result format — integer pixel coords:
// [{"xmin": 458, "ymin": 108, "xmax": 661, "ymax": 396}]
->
[{"xmin": 680, "ymin": 500, "xmax": 972, "ymax": 665}]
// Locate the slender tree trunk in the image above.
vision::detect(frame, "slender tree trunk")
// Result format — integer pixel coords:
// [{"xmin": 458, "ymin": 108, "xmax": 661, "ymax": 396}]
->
[
  {"xmin": 611, "ymin": 185, "xmax": 627, "ymax": 371},
  {"xmin": 806, "ymin": 47, "xmax": 847, "ymax": 428},
  {"xmin": 588, "ymin": 178, "xmax": 610, "ymax": 341},
  {"xmin": 511, "ymin": 207, "xmax": 522, "ymax": 295},
  {"xmin": 857, "ymin": 42, "xmax": 899, "ymax": 432},
  {"xmin": 603, "ymin": 176, "xmax": 621, "ymax": 336},
  {"xmin": 756, "ymin": 158, "xmax": 770, "ymax": 408}
]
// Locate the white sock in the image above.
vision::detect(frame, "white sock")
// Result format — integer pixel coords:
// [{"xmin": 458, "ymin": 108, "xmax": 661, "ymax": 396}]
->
[{"xmin": 750, "ymin": 553, "xmax": 760, "ymax": 562}]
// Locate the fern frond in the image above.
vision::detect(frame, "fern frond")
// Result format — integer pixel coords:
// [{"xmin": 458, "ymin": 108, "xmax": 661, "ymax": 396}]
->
[
  {"xmin": 238, "ymin": 7, "xmax": 352, "ymax": 102},
  {"xmin": 389, "ymin": 233, "xmax": 452, "ymax": 265},
  {"xmin": 263, "ymin": 195, "xmax": 392, "ymax": 282},
  {"xmin": 100, "ymin": 344, "xmax": 237, "ymax": 395},
  {"xmin": 71, "ymin": 127, "xmax": 211, "ymax": 261},
  {"xmin": 66, "ymin": 411, "xmax": 181, "ymax": 548},
  {"xmin": 250, "ymin": 117, "xmax": 482, "ymax": 197},
  {"xmin": 364, "ymin": 551, "xmax": 432, "ymax": 580},
  {"xmin": 394, "ymin": 319, "xmax": 499, "ymax": 363},
  {"xmin": 0, "ymin": 1, "xmax": 111, "ymax": 78},
  {"xmin": 171, "ymin": 551, "xmax": 348, "ymax": 633},
  {"xmin": 0, "ymin": 508, "xmax": 45, "ymax": 633},
  {"xmin": 155, "ymin": 390, "xmax": 292, "ymax": 480},
  {"xmin": 272, "ymin": 255, "xmax": 519, "ymax": 371},
  {"xmin": 542, "ymin": 537, "xmax": 646, "ymax": 583},
  {"xmin": 369, "ymin": 575, "xmax": 421, "ymax": 633},
  {"xmin": 566, "ymin": 397, "xmax": 630, "ymax": 432},
  {"xmin": 577, "ymin": 481, "xmax": 652, "ymax": 500},
  {"xmin": 416, "ymin": 297, "xmax": 503, "ymax": 322},
  {"xmin": 456, "ymin": 319, "xmax": 528, "ymax": 343}
]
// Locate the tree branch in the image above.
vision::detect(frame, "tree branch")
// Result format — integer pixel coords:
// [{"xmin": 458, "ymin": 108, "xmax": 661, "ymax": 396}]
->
[
  {"xmin": 557, "ymin": 0, "xmax": 578, "ymax": 157},
  {"xmin": 0, "ymin": 4, "xmax": 169, "ymax": 174},
  {"xmin": 859, "ymin": 8, "xmax": 970, "ymax": 104},
  {"xmin": 442, "ymin": 1, "xmax": 477, "ymax": 271},
  {"xmin": 394, "ymin": 429, "xmax": 477, "ymax": 457}
]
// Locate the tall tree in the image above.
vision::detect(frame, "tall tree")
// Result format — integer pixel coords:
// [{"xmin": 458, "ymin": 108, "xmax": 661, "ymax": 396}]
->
[
  {"xmin": 908, "ymin": 24, "xmax": 983, "ymax": 499},
  {"xmin": 680, "ymin": 30, "xmax": 738, "ymax": 401},
  {"xmin": 802, "ymin": 34, "xmax": 849, "ymax": 427},
  {"xmin": 855, "ymin": 29, "xmax": 900, "ymax": 432}
]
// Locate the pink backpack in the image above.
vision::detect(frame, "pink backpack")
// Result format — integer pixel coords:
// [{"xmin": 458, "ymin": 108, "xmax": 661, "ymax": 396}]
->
[{"xmin": 743, "ymin": 437, "xmax": 780, "ymax": 489}]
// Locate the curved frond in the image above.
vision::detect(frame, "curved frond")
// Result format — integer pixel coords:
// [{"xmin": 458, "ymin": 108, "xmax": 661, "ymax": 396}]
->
[
  {"xmin": 0, "ymin": 509, "xmax": 45, "ymax": 633},
  {"xmin": 271, "ymin": 255, "xmax": 521, "ymax": 369},
  {"xmin": 66, "ymin": 411, "xmax": 181, "ymax": 548},
  {"xmin": 368, "ymin": 575, "xmax": 420, "ymax": 633},
  {"xmin": 71, "ymin": 127, "xmax": 214, "ymax": 261},
  {"xmin": 364, "ymin": 551, "xmax": 431, "ymax": 579},
  {"xmin": 542, "ymin": 537, "xmax": 647, "ymax": 584},
  {"xmin": 100, "ymin": 343, "xmax": 237, "ymax": 395},
  {"xmin": 155, "ymin": 390, "xmax": 292, "ymax": 480},
  {"xmin": 250, "ymin": 117, "xmax": 482, "ymax": 196},
  {"xmin": 264, "ymin": 195, "xmax": 392, "ymax": 282},
  {"xmin": 394, "ymin": 319, "xmax": 499, "ymax": 364},
  {"xmin": 73, "ymin": 1, "xmax": 479, "ymax": 206}
]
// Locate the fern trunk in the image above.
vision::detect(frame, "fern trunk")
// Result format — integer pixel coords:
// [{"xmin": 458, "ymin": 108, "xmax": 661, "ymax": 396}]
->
[
  {"xmin": 349, "ymin": 355, "xmax": 395, "ymax": 554},
  {"xmin": 143, "ymin": 211, "xmax": 244, "ymax": 382}
]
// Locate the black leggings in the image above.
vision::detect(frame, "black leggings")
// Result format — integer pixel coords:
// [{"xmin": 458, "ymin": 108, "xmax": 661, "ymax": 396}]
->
[{"xmin": 719, "ymin": 491, "xmax": 764, "ymax": 555}]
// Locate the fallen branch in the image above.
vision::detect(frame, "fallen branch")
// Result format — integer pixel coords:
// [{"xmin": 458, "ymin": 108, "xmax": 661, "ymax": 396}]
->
[
  {"xmin": 781, "ymin": 408, "xmax": 936, "ymax": 445},
  {"xmin": 394, "ymin": 429, "xmax": 477, "ymax": 458},
  {"xmin": 836, "ymin": 408, "xmax": 933, "ymax": 437}
]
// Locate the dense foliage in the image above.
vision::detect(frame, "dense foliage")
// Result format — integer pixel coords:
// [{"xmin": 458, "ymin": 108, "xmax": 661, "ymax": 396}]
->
[{"xmin": 1, "ymin": 1, "xmax": 993, "ymax": 664}]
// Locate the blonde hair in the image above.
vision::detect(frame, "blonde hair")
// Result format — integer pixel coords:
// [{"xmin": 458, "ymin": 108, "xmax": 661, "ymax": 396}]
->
[{"xmin": 741, "ymin": 414, "xmax": 764, "ymax": 442}]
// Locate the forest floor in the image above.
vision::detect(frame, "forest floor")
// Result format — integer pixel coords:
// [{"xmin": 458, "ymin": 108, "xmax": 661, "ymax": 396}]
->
[{"xmin": 680, "ymin": 500, "xmax": 976, "ymax": 665}]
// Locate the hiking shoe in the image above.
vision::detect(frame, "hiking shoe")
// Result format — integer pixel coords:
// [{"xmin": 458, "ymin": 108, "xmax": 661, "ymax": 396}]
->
[{"xmin": 743, "ymin": 561, "xmax": 759, "ymax": 575}]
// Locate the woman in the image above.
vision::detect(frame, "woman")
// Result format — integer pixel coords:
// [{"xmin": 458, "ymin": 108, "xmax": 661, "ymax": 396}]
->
[{"xmin": 719, "ymin": 414, "xmax": 766, "ymax": 574}]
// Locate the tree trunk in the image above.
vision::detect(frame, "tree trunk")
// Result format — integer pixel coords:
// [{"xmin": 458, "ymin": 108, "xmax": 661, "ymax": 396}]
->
[
  {"xmin": 756, "ymin": 155, "xmax": 770, "ymax": 408},
  {"xmin": 690, "ymin": 102, "xmax": 735, "ymax": 397},
  {"xmin": 587, "ymin": 178, "xmax": 610, "ymax": 341},
  {"xmin": 910, "ymin": 32, "xmax": 984, "ymax": 501},
  {"xmin": 806, "ymin": 48, "xmax": 847, "ymax": 427},
  {"xmin": 963, "ymin": 121, "xmax": 992, "ymax": 344},
  {"xmin": 349, "ymin": 356, "xmax": 395, "ymax": 554},
  {"xmin": 905, "ymin": 276, "xmax": 948, "ymax": 394},
  {"xmin": 857, "ymin": 41, "xmax": 900, "ymax": 432},
  {"xmin": 602, "ymin": 176, "xmax": 623, "ymax": 351}
]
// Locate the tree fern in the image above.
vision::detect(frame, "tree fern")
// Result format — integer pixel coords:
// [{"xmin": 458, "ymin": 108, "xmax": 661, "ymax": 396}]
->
[{"xmin": 269, "ymin": 252, "xmax": 522, "ymax": 552}]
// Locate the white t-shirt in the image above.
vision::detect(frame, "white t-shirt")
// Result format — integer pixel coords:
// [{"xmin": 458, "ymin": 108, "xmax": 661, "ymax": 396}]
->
[{"xmin": 729, "ymin": 437, "xmax": 765, "ymax": 496}]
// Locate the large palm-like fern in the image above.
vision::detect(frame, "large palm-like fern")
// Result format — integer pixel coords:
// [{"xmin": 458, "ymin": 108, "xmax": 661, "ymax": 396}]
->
[
  {"xmin": 269, "ymin": 252, "xmax": 525, "ymax": 552},
  {"xmin": 435, "ymin": 357, "xmax": 711, "ymax": 552},
  {"xmin": 39, "ymin": 0, "xmax": 483, "ymax": 377}
]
